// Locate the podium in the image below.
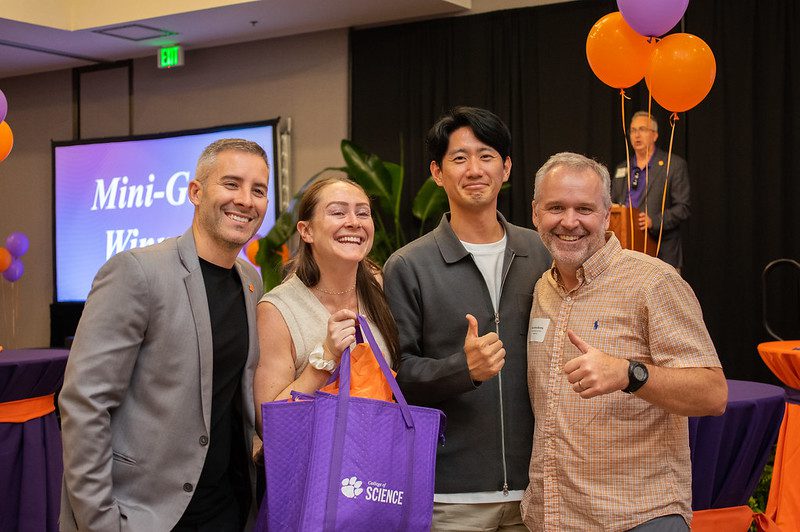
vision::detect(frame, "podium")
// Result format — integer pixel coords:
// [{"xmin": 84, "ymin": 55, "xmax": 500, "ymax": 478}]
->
[{"xmin": 610, "ymin": 205, "xmax": 658, "ymax": 257}]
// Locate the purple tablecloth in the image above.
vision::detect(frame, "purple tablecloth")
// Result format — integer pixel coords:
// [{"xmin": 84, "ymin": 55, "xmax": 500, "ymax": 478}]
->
[
  {"xmin": 689, "ymin": 379, "xmax": 785, "ymax": 511},
  {"xmin": 0, "ymin": 348, "xmax": 69, "ymax": 532}
]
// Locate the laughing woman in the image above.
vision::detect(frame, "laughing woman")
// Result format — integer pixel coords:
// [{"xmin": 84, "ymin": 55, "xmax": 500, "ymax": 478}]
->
[{"xmin": 253, "ymin": 176, "xmax": 398, "ymax": 426}]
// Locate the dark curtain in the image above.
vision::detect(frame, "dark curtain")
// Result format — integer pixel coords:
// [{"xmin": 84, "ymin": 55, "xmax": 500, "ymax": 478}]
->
[{"xmin": 350, "ymin": 0, "xmax": 800, "ymax": 383}]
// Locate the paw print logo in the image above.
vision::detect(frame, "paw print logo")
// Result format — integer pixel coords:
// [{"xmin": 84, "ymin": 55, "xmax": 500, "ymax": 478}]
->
[{"xmin": 340, "ymin": 476, "xmax": 363, "ymax": 499}]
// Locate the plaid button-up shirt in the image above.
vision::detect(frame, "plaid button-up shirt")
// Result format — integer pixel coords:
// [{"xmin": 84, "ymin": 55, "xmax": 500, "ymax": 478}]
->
[{"xmin": 521, "ymin": 234, "xmax": 721, "ymax": 531}]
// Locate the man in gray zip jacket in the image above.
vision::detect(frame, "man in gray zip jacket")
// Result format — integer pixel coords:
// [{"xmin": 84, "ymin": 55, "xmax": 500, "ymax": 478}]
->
[{"xmin": 383, "ymin": 107, "xmax": 550, "ymax": 530}]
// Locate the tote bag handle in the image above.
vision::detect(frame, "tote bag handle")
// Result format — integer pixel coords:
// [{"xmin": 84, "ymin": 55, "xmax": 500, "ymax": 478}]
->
[
  {"xmin": 323, "ymin": 314, "xmax": 416, "ymax": 531},
  {"xmin": 324, "ymin": 315, "xmax": 414, "ymax": 427}
]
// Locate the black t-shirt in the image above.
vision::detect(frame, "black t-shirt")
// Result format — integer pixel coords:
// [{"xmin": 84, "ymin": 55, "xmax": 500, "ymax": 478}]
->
[{"xmin": 176, "ymin": 258, "xmax": 249, "ymax": 526}]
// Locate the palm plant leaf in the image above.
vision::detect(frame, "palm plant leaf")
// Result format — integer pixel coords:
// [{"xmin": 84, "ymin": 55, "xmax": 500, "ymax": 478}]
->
[
  {"xmin": 412, "ymin": 177, "xmax": 449, "ymax": 231},
  {"xmin": 341, "ymin": 140, "xmax": 394, "ymax": 214}
]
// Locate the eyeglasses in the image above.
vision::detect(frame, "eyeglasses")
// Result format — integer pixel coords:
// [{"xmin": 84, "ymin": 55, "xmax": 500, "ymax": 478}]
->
[
  {"xmin": 630, "ymin": 127, "xmax": 653, "ymax": 135},
  {"xmin": 631, "ymin": 169, "xmax": 640, "ymax": 189}
]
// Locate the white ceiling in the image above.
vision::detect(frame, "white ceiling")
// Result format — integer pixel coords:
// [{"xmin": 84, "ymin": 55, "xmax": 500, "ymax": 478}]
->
[{"xmin": 0, "ymin": 0, "xmax": 570, "ymax": 80}]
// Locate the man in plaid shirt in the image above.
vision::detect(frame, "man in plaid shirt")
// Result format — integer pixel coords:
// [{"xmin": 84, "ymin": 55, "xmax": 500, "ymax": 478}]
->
[{"xmin": 521, "ymin": 152, "xmax": 726, "ymax": 532}]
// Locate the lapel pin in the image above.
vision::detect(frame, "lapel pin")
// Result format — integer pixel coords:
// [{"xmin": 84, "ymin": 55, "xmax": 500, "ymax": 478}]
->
[{"xmin": 249, "ymin": 283, "xmax": 254, "ymax": 293}]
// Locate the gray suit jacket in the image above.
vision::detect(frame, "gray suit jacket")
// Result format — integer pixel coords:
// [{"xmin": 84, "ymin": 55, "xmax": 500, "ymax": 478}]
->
[
  {"xmin": 59, "ymin": 228, "xmax": 262, "ymax": 531},
  {"xmin": 613, "ymin": 148, "xmax": 691, "ymax": 269}
]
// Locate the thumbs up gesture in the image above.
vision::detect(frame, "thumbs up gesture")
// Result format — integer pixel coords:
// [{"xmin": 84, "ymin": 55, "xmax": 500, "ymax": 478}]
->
[
  {"xmin": 563, "ymin": 329, "xmax": 629, "ymax": 398},
  {"xmin": 463, "ymin": 314, "xmax": 506, "ymax": 382}
]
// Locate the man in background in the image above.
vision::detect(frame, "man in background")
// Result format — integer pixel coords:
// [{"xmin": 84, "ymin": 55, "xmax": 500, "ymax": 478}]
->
[
  {"xmin": 60, "ymin": 138, "xmax": 269, "ymax": 531},
  {"xmin": 523, "ymin": 151, "xmax": 726, "ymax": 531},
  {"xmin": 383, "ymin": 106, "xmax": 550, "ymax": 530},
  {"xmin": 613, "ymin": 111, "xmax": 690, "ymax": 271}
]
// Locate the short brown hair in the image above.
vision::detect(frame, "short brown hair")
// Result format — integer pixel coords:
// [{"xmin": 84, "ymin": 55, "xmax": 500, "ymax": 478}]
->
[{"xmin": 195, "ymin": 138, "xmax": 269, "ymax": 183}]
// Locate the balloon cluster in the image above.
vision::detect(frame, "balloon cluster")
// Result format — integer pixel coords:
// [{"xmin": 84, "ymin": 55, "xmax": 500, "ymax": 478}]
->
[
  {"xmin": 0, "ymin": 88, "xmax": 12, "ymax": 162},
  {"xmin": 586, "ymin": 1, "xmax": 716, "ymax": 113},
  {"xmin": 0, "ymin": 232, "xmax": 29, "ymax": 283}
]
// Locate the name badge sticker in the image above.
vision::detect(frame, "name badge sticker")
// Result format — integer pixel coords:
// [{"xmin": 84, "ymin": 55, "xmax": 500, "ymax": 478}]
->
[
  {"xmin": 529, "ymin": 318, "xmax": 550, "ymax": 343},
  {"xmin": 614, "ymin": 167, "xmax": 626, "ymax": 179}
]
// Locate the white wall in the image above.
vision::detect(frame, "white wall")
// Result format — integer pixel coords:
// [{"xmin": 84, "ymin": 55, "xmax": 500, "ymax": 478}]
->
[{"xmin": 0, "ymin": 28, "xmax": 349, "ymax": 348}]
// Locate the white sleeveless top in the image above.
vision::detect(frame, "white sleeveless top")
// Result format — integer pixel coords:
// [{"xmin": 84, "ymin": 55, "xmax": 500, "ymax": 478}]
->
[{"xmin": 259, "ymin": 273, "xmax": 392, "ymax": 378}]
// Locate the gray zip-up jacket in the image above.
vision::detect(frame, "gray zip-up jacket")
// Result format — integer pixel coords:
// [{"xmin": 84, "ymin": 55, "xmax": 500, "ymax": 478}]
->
[{"xmin": 383, "ymin": 213, "xmax": 550, "ymax": 494}]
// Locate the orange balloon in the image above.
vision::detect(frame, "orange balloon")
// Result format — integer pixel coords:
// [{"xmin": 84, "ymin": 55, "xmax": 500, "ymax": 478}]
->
[
  {"xmin": 246, "ymin": 238, "xmax": 259, "ymax": 265},
  {"xmin": 0, "ymin": 121, "xmax": 12, "ymax": 162},
  {"xmin": 646, "ymin": 33, "xmax": 716, "ymax": 112},
  {"xmin": 0, "ymin": 247, "xmax": 11, "ymax": 273},
  {"xmin": 586, "ymin": 12, "xmax": 654, "ymax": 89}
]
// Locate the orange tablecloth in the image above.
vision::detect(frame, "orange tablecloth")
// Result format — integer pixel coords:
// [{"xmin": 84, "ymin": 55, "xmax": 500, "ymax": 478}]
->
[
  {"xmin": 758, "ymin": 340, "xmax": 800, "ymax": 532},
  {"xmin": 759, "ymin": 341, "xmax": 800, "ymax": 388},
  {"xmin": 692, "ymin": 506, "xmax": 780, "ymax": 531}
]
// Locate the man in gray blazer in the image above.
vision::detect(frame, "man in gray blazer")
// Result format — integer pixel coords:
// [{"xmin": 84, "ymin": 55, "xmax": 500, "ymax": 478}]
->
[
  {"xmin": 59, "ymin": 138, "xmax": 269, "ymax": 531},
  {"xmin": 612, "ymin": 111, "xmax": 691, "ymax": 271}
]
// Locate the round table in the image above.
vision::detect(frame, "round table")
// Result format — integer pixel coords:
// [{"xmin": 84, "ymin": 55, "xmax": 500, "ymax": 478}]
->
[
  {"xmin": 758, "ymin": 340, "xmax": 800, "ymax": 531},
  {"xmin": 759, "ymin": 340, "xmax": 800, "ymax": 388},
  {"xmin": 0, "ymin": 348, "xmax": 69, "ymax": 532},
  {"xmin": 688, "ymin": 379, "xmax": 785, "ymax": 511}
]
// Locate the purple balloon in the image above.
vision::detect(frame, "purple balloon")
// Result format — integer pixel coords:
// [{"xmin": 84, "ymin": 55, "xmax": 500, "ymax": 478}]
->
[
  {"xmin": 617, "ymin": 0, "xmax": 689, "ymax": 38},
  {"xmin": 2, "ymin": 258, "xmax": 23, "ymax": 282},
  {"xmin": 5, "ymin": 232, "xmax": 29, "ymax": 258},
  {"xmin": 0, "ymin": 89, "xmax": 6, "ymax": 123}
]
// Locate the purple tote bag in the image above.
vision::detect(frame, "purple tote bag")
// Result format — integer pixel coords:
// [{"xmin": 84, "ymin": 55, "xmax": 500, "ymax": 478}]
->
[{"xmin": 257, "ymin": 315, "xmax": 445, "ymax": 531}]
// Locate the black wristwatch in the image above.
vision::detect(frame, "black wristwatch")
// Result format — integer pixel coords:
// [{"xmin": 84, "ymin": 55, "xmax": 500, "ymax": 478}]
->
[{"xmin": 623, "ymin": 360, "xmax": 649, "ymax": 394}]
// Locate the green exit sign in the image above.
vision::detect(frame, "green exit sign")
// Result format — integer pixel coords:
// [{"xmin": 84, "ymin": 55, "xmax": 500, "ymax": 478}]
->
[{"xmin": 158, "ymin": 46, "xmax": 184, "ymax": 69}]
